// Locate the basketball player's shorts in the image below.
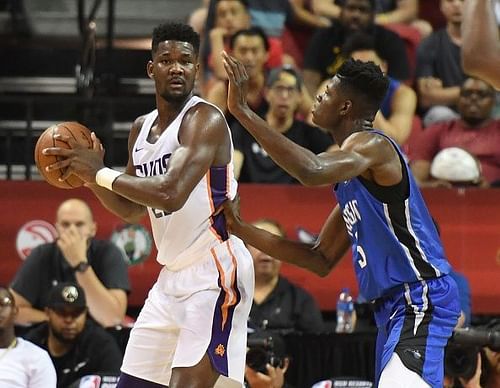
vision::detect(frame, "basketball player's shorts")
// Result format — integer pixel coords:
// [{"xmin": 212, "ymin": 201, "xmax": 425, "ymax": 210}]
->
[
  {"xmin": 373, "ymin": 275, "xmax": 460, "ymax": 387},
  {"xmin": 120, "ymin": 236, "xmax": 254, "ymax": 387}
]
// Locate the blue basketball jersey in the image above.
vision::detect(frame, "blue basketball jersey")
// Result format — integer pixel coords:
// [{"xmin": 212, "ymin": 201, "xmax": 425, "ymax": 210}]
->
[{"xmin": 334, "ymin": 132, "xmax": 451, "ymax": 301}]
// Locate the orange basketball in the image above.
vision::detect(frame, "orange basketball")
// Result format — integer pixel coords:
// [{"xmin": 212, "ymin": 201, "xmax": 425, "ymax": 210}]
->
[{"xmin": 34, "ymin": 122, "xmax": 92, "ymax": 189}]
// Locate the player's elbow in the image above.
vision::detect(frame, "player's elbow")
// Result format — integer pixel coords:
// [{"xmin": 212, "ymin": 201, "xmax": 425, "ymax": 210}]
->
[{"xmin": 297, "ymin": 166, "xmax": 329, "ymax": 187}]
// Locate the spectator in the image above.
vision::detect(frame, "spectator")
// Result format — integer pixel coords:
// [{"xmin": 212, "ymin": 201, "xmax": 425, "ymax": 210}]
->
[
  {"xmin": 205, "ymin": 0, "xmax": 285, "ymax": 86},
  {"xmin": 245, "ymin": 359, "xmax": 290, "ymax": 388},
  {"xmin": 248, "ymin": 219, "xmax": 324, "ymax": 333},
  {"xmin": 10, "ymin": 198, "xmax": 130, "ymax": 328},
  {"xmin": 374, "ymin": 0, "xmax": 433, "ymax": 38},
  {"xmin": 302, "ymin": 0, "xmax": 410, "ymax": 96},
  {"xmin": 207, "ymin": 27, "xmax": 269, "ymax": 117},
  {"xmin": 410, "ymin": 77, "xmax": 500, "ymax": 187},
  {"xmin": 232, "ymin": 65, "xmax": 334, "ymax": 183},
  {"xmin": 0, "ymin": 286, "xmax": 57, "ymax": 388},
  {"xmin": 188, "ymin": 0, "xmax": 210, "ymax": 36},
  {"xmin": 25, "ymin": 282, "xmax": 123, "ymax": 388},
  {"xmin": 340, "ymin": 32, "xmax": 417, "ymax": 146},
  {"xmin": 415, "ymin": 0, "xmax": 465, "ymax": 127}
]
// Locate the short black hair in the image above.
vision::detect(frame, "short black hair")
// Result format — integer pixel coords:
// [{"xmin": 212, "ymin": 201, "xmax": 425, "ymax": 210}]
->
[
  {"xmin": 336, "ymin": 58, "xmax": 389, "ymax": 114},
  {"xmin": 266, "ymin": 65, "xmax": 303, "ymax": 90},
  {"xmin": 216, "ymin": 0, "xmax": 249, "ymax": 7},
  {"xmin": 341, "ymin": 32, "xmax": 387, "ymax": 62},
  {"xmin": 152, "ymin": 21, "xmax": 200, "ymax": 55},
  {"xmin": 229, "ymin": 26, "xmax": 270, "ymax": 52},
  {"xmin": 339, "ymin": 0, "xmax": 375, "ymax": 11}
]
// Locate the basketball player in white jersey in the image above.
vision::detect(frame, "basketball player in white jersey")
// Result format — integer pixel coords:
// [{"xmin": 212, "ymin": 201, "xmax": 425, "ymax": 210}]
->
[{"xmin": 43, "ymin": 22, "xmax": 254, "ymax": 388}]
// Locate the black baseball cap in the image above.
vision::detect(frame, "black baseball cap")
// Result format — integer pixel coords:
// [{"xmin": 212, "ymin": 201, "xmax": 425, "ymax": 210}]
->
[{"xmin": 47, "ymin": 282, "xmax": 86, "ymax": 310}]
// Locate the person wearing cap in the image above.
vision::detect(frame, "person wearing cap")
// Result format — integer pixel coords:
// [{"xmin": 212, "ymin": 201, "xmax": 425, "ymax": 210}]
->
[
  {"xmin": 10, "ymin": 198, "xmax": 130, "ymax": 328},
  {"xmin": 231, "ymin": 65, "xmax": 334, "ymax": 183},
  {"xmin": 25, "ymin": 282, "xmax": 123, "ymax": 388},
  {"xmin": 0, "ymin": 285, "xmax": 57, "ymax": 388},
  {"xmin": 410, "ymin": 77, "xmax": 500, "ymax": 187}
]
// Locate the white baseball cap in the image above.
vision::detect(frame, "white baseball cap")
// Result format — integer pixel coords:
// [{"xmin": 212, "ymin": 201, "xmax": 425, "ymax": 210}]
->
[{"xmin": 430, "ymin": 147, "xmax": 481, "ymax": 183}]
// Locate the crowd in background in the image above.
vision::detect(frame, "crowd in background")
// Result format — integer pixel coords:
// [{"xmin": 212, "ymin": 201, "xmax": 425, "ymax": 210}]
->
[{"xmin": 189, "ymin": 0, "xmax": 500, "ymax": 188}]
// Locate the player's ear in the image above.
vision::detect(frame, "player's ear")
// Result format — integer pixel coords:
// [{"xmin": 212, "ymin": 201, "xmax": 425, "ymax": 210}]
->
[
  {"xmin": 147, "ymin": 60, "xmax": 154, "ymax": 80},
  {"xmin": 340, "ymin": 99, "xmax": 352, "ymax": 116}
]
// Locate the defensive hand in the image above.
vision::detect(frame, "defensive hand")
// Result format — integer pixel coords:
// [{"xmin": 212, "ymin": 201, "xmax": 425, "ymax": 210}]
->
[
  {"xmin": 222, "ymin": 51, "xmax": 249, "ymax": 115},
  {"xmin": 216, "ymin": 195, "xmax": 242, "ymax": 235}
]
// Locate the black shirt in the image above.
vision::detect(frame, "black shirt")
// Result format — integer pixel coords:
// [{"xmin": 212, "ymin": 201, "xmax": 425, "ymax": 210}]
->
[
  {"xmin": 232, "ymin": 120, "xmax": 334, "ymax": 184},
  {"xmin": 415, "ymin": 28, "xmax": 465, "ymax": 87},
  {"xmin": 304, "ymin": 22, "xmax": 410, "ymax": 81},
  {"xmin": 26, "ymin": 321, "xmax": 123, "ymax": 388},
  {"xmin": 250, "ymin": 276, "xmax": 324, "ymax": 333},
  {"xmin": 10, "ymin": 239, "xmax": 130, "ymax": 312}
]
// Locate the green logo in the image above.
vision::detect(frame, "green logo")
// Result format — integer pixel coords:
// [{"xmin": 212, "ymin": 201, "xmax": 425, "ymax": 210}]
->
[{"xmin": 111, "ymin": 224, "xmax": 153, "ymax": 265}]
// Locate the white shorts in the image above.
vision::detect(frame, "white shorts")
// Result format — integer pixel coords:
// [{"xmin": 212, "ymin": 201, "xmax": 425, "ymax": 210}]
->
[
  {"xmin": 121, "ymin": 237, "xmax": 254, "ymax": 387},
  {"xmin": 379, "ymin": 353, "xmax": 431, "ymax": 388}
]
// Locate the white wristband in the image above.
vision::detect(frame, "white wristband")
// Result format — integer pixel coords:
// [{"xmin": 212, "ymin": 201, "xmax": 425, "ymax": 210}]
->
[{"xmin": 95, "ymin": 168, "xmax": 123, "ymax": 191}]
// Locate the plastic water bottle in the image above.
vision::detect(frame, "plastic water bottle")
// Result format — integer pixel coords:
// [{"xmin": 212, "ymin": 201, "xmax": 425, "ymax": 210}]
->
[{"xmin": 336, "ymin": 288, "xmax": 355, "ymax": 333}]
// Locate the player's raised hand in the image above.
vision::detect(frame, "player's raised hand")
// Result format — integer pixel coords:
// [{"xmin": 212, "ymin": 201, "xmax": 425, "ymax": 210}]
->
[{"xmin": 222, "ymin": 51, "xmax": 249, "ymax": 116}]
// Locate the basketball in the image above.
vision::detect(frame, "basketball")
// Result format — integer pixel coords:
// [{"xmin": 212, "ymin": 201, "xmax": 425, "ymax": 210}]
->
[{"xmin": 34, "ymin": 122, "xmax": 92, "ymax": 189}]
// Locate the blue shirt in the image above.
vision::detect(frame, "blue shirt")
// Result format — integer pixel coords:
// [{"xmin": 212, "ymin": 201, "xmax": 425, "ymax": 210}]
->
[{"xmin": 334, "ymin": 132, "xmax": 451, "ymax": 300}]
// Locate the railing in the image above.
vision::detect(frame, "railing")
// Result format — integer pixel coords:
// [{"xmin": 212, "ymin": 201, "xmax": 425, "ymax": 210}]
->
[{"xmin": 0, "ymin": 92, "xmax": 154, "ymax": 179}]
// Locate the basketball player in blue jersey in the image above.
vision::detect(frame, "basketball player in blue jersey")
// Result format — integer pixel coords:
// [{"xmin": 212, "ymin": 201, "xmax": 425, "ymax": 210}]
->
[
  {"xmin": 42, "ymin": 22, "xmax": 254, "ymax": 388},
  {"xmin": 221, "ymin": 53, "xmax": 460, "ymax": 388}
]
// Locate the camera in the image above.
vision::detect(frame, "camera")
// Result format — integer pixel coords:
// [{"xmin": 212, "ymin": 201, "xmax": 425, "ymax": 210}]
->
[
  {"xmin": 246, "ymin": 332, "xmax": 286, "ymax": 374},
  {"xmin": 445, "ymin": 327, "xmax": 500, "ymax": 380}
]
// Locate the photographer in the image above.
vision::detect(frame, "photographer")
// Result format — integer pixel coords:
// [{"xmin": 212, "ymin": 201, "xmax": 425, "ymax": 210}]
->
[
  {"xmin": 245, "ymin": 358, "xmax": 290, "ymax": 388},
  {"xmin": 444, "ymin": 320, "xmax": 500, "ymax": 388},
  {"xmin": 245, "ymin": 218, "xmax": 322, "ymax": 387}
]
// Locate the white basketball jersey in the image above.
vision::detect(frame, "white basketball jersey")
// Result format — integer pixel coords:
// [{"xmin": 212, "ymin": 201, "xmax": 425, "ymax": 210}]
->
[{"xmin": 132, "ymin": 96, "xmax": 238, "ymax": 270}]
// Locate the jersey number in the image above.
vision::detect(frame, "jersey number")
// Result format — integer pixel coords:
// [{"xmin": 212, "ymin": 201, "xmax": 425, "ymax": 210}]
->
[{"xmin": 356, "ymin": 245, "xmax": 367, "ymax": 269}]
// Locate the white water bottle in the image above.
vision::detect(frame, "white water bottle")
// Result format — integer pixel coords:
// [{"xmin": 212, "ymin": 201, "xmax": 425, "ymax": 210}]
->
[{"xmin": 336, "ymin": 288, "xmax": 355, "ymax": 333}]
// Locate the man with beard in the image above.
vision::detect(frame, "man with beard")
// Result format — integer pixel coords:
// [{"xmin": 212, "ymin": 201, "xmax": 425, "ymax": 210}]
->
[
  {"xmin": 42, "ymin": 21, "xmax": 254, "ymax": 387},
  {"xmin": 302, "ymin": 0, "xmax": 410, "ymax": 96},
  {"xmin": 25, "ymin": 282, "xmax": 122, "ymax": 388},
  {"xmin": 410, "ymin": 77, "xmax": 500, "ymax": 187}
]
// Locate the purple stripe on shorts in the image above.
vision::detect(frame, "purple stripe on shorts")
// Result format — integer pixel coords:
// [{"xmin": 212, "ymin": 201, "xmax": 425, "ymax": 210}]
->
[
  {"xmin": 209, "ymin": 166, "xmax": 229, "ymax": 241},
  {"xmin": 207, "ymin": 251, "xmax": 242, "ymax": 376}
]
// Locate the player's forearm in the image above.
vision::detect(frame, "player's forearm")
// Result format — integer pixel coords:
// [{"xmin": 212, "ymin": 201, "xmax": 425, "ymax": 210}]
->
[
  {"xmin": 14, "ymin": 306, "xmax": 48, "ymax": 326},
  {"xmin": 231, "ymin": 106, "xmax": 324, "ymax": 185},
  {"xmin": 87, "ymin": 183, "xmax": 146, "ymax": 224},
  {"xmin": 75, "ymin": 267, "xmax": 126, "ymax": 327},
  {"xmin": 462, "ymin": 0, "xmax": 500, "ymax": 87},
  {"xmin": 232, "ymin": 221, "xmax": 332, "ymax": 276}
]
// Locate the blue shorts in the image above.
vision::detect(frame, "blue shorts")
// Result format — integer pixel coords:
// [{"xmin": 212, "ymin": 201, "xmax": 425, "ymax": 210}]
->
[{"xmin": 373, "ymin": 275, "xmax": 460, "ymax": 387}]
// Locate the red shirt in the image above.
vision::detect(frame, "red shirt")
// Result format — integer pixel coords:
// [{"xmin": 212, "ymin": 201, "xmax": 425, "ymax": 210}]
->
[{"xmin": 410, "ymin": 119, "xmax": 500, "ymax": 184}]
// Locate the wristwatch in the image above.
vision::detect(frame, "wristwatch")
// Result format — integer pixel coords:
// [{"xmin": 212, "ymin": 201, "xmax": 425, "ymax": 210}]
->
[{"xmin": 72, "ymin": 261, "xmax": 90, "ymax": 273}]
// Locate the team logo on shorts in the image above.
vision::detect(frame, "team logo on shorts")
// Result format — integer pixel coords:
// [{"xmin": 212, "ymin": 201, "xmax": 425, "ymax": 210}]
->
[
  {"xmin": 16, "ymin": 220, "xmax": 57, "ymax": 259},
  {"xmin": 111, "ymin": 224, "xmax": 152, "ymax": 265},
  {"xmin": 215, "ymin": 344, "xmax": 225, "ymax": 357}
]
